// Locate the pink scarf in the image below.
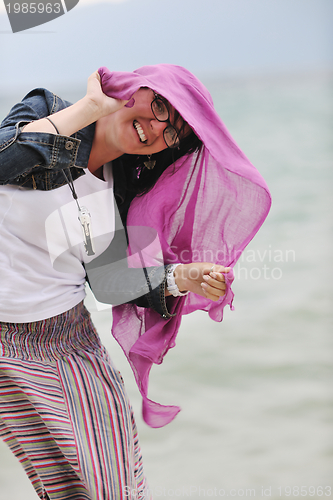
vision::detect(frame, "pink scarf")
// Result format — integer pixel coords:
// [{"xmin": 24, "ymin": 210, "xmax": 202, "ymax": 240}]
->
[{"xmin": 98, "ymin": 65, "xmax": 271, "ymax": 427}]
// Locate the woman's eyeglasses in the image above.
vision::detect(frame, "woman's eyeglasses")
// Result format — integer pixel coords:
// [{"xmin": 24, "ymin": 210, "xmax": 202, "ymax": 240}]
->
[{"xmin": 151, "ymin": 93, "xmax": 180, "ymax": 149}]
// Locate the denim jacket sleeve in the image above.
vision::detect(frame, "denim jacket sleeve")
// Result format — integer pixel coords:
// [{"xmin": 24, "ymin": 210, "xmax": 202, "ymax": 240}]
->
[
  {"xmin": 0, "ymin": 88, "xmax": 93, "ymax": 189},
  {"xmin": 86, "ymin": 260, "xmax": 175, "ymax": 319}
]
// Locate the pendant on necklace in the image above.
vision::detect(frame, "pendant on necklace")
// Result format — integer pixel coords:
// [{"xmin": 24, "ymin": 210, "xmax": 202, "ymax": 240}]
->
[
  {"xmin": 78, "ymin": 206, "xmax": 95, "ymax": 256},
  {"xmin": 144, "ymin": 156, "xmax": 156, "ymax": 170}
]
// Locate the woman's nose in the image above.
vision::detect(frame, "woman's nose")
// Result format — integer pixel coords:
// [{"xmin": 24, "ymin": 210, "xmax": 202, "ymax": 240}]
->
[{"xmin": 150, "ymin": 119, "xmax": 167, "ymax": 136}]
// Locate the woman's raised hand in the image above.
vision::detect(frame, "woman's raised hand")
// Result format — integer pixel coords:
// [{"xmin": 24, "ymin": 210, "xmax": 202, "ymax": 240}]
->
[
  {"xmin": 84, "ymin": 70, "xmax": 129, "ymax": 119},
  {"xmin": 22, "ymin": 71, "xmax": 129, "ymax": 137},
  {"xmin": 174, "ymin": 263, "xmax": 231, "ymax": 301}
]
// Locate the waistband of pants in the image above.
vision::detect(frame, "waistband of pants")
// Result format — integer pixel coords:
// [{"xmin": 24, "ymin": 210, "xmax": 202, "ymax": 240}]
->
[{"xmin": 0, "ymin": 301, "xmax": 103, "ymax": 362}]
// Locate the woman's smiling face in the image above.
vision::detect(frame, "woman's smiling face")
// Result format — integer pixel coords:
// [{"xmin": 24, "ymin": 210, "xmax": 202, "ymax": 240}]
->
[{"xmin": 97, "ymin": 87, "xmax": 187, "ymax": 158}]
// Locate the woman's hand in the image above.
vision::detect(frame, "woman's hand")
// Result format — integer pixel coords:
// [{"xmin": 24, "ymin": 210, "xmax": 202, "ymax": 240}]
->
[
  {"xmin": 22, "ymin": 71, "xmax": 129, "ymax": 137},
  {"xmin": 173, "ymin": 263, "xmax": 231, "ymax": 301},
  {"xmin": 83, "ymin": 70, "xmax": 129, "ymax": 120}
]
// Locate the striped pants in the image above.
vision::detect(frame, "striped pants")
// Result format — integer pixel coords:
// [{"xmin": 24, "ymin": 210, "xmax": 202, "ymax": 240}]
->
[{"xmin": 0, "ymin": 302, "xmax": 149, "ymax": 500}]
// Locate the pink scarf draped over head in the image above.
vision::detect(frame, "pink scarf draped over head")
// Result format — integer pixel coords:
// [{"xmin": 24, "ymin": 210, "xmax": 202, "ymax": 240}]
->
[{"xmin": 98, "ymin": 65, "xmax": 271, "ymax": 427}]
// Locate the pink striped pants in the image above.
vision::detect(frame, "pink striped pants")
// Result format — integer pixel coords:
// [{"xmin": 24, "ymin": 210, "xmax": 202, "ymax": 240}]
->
[{"xmin": 0, "ymin": 302, "xmax": 150, "ymax": 500}]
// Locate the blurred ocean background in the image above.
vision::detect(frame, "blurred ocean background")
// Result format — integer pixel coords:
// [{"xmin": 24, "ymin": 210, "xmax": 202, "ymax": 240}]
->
[{"xmin": 0, "ymin": 69, "xmax": 331, "ymax": 499}]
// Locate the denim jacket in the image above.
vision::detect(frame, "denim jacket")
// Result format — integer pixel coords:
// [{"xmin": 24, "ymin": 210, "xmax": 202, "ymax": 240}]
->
[{"xmin": 0, "ymin": 88, "xmax": 174, "ymax": 318}]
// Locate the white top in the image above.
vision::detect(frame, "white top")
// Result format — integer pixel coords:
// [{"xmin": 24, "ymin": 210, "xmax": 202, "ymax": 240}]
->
[{"xmin": 0, "ymin": 166, "xmax": 115, "ymax": 323}]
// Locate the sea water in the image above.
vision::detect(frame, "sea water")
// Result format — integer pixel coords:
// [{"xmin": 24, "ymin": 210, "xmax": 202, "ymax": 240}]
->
[{"xmin": 0, "ymin": 71, "xmax": 332, "ymax": 499}]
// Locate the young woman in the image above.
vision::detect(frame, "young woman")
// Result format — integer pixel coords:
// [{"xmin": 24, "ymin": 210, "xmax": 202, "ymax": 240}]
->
[{"xmin": 0, "ymin": 64, "xmax": 271, "ymax": 499}]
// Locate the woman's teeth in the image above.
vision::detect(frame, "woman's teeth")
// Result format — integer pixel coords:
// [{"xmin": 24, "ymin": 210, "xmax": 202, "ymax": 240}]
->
[{"xmin": 133, "ymin": 120, "xmax": 147, "ymax": 143}]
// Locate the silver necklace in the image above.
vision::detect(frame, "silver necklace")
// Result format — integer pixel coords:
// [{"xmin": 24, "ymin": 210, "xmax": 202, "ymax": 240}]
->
[{"xmin": 62, "ymin": 169, "xmax": 95, "ymax": 256}]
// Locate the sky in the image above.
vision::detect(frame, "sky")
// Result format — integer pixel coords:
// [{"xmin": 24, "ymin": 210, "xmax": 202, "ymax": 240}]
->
[{"xmin": 0, "ymin": 0, "xmax": 332, "ymax": 92}]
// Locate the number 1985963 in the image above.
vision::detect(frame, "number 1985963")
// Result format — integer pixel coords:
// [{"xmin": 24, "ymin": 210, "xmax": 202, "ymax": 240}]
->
[
  {"xmin": 6, "ymin": 3, "xmax": 61, "ymax": 14},
  {"xmin": 277, "ymin": 486, "xmax": 331, "ymax": 496}
]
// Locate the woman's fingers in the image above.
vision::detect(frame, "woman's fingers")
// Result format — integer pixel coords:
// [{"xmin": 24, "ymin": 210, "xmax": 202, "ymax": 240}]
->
[
  {"xmin": 200, "ymin": 266, "xmax": 231, "ymax": 300},
  {"xmin": 204, "ymin": 273, "xmax": 226, "ymax": 287},
  {"xmin": 85, "ymin": 70, "xmax": 130, "ymax": 118},
  {"xmin": 208, "ymin": 265, "xmax": 230, "ymax": 276},
  {"xmin": 174, "ymin": 262, "xmax": 232, "ymax": 301},
  {"xmin": 200, "ymin": 283, "xmax": 224, "ymax": 300},
  {"xmin": 201, "ymin": 273, "xmax": 226, "ymax": 299}
]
